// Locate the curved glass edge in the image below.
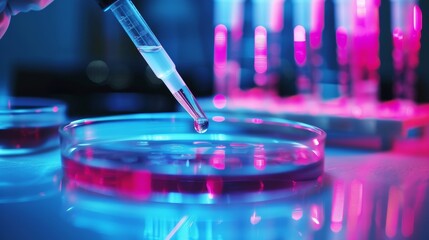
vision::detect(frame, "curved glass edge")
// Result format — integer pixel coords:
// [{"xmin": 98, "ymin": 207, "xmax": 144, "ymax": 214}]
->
[
  {"xmin": 60, "ymin": 112, "xmax": 326, "ymax": 142},
  {"xmin": 0, "ymin": 97, "xmax": 68, "ymax": 115}
]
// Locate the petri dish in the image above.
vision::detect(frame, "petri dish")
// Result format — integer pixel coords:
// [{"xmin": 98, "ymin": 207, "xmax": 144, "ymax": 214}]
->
[
  {"xmin": 60, "ymin": 112, "xmax": 326, "ymax": 203},
  {"xmin": 0, "ymin": 97, "xmax": 67, "ymax": 155}
]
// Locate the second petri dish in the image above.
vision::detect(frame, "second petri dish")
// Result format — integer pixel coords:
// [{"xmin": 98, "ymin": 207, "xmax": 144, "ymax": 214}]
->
[
  {"xmin": 60, "ymin": 112, "xmax": 326, "ymax": 203},
  {"xmin": 0, "ymin": 97, "xmax": 67, "ymax": 155}
]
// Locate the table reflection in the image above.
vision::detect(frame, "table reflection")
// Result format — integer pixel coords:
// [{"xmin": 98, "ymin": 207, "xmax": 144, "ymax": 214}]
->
[
  {"xmin": 61, "ymin": 142, "xmax": 429, "ymax": 240},
  {"xmin": 0, "ymin": 149, "xmax": 62, "ymax": 203}
]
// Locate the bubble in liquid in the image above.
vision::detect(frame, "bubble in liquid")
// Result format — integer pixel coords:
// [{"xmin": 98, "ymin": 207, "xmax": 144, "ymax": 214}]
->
[{"xmin": 194, "ymin": 118, "xmax": 209, "ymax": 133}]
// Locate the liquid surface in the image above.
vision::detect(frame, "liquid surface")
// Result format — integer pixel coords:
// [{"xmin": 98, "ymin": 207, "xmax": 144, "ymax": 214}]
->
[
  {"xmin": 138, "ymin": 46, "xmax": 172, "ymax": 79},
  {"xmin": 62, "ymin": 139, "xmax": 323, "ymax": 198},
  {"xmin": 139, "ymin": 46, "xmax": 209, "ymax": 133}
]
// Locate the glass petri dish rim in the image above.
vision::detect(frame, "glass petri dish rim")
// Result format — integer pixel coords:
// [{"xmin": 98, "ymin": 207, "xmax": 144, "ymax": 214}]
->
[
  {"xmin": 60, "ymin": 112, "xmax": 326, "ymax": 142},
  {"xmin": 0, "ymin": 97, "xmax": 67, "ymax": 115}
]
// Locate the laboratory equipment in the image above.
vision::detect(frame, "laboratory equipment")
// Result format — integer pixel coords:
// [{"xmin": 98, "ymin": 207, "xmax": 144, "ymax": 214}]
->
[
  {"xmin": 292, "ymin": 0, "xmax": 325, "ymax": 100},
  {"xmin": 350, "ymin": 0, "xmax": 381, "ymax": 112},
  {"xmin": 199, "ymin": 0, "xmax": 428, "ymax": 150},
  {"xmin": 390, "ymin": 0, "xmax": 422, "ymax": 108},
  {"xmin": 0, "ymin": 97, "xmax": 67, "ymax": 155},
  {"xmin": 213, "ymin": 0, "xmax": 245, "ymax": 102},
  {"xmin": 252, "ymin": 0, "xmax": 285, "ymax": 96},
  {"xmin": 60, "ymin": 112, "xmax": 326, "ymax": 203},
  {"xmin": 96, "ymin": 0, "xmax": 208, "ymax": 133}
]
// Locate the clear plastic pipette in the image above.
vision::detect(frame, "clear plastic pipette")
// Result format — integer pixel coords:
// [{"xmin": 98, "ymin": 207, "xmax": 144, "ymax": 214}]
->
[{"xmin": 96, "ymin": 0, "xmax": 208, "ymax": 133}]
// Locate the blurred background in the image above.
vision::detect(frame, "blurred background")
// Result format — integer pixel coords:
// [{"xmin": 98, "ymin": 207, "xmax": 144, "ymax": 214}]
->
[
  {"xmin": 0, "ymin": 0, "xmax": 428, "ymax": 118},
  {"xmin": 1, "ymin": 2, "xmax": 429, "ymax": 239}
]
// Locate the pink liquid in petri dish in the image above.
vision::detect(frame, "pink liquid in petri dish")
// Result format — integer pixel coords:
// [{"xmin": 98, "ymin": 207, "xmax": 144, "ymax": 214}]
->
[
  {"xmin": 62, "ymin": 139, "xmax": 323, "ymax": 199},
  {"xmin": 0, "ymin": 125, "xmax": 60, "ymax": 149},
  {"xmin": 60, "ymin": 113, "xmax": 326, "ymax": 202}
]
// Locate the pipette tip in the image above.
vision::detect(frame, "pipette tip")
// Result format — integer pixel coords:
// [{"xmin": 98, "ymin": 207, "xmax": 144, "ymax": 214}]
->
[
  {"xmin": 194, "ymin": 118, "xmax": 209, "ymax": 133},
  {"xmin": 173, "ymin": 87, "xmax": 209, "ymax": 133}
]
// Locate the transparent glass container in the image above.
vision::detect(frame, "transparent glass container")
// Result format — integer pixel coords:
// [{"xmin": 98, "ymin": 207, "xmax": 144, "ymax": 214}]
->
[
  {"xmin": 0, "ymin": 97, "xmax": 67, "ymax": 155},
  {"xmin": 60, "ymin": 112, "xmax": 326, "ymax": 203}
]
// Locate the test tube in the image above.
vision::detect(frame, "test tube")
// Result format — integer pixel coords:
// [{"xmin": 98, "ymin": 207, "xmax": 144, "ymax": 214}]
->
[
  {"xmin": 96, "ymin": 0, "xmax": 208, "ymax": 133},
  {"xmin": 350, "ymin": 0, "xmax": 381, "ymax": 110},
  {"xmin": 213, "ymin": 0, "xmax": 245, "ymax": 105},
  {"xmin": 390, "ymin": 0, "xmax": 422, "ymax": 106},
  {"xmin": 292, "ymin": 0, "xmax": 325, "ymax": 99},
  {"xmin": 252, "ymin": 0, "xmax": 285, "ymax": 91},
  {"xmin": 334, "ymin": 0, "xmax": 353, "ymax": 100}
]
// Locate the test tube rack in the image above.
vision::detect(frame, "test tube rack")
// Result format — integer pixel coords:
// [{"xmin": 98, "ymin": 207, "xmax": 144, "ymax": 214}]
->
[{"xmin": 198, "ymin": 94, "xmax": 429, "ymax": 150}]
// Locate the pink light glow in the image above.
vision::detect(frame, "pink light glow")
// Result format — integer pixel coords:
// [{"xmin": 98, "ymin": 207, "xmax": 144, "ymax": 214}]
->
[
  {"xmin": 294, "ymin": 25, "xmax": 306, "ymax": 42},
  {"xmin": 356, "ymin": 0, "xmax": 367, "ymax": 19},
  {"xmin": 206, "ymin": 176, "xmax": 223, "ymax": 197},
  {"xmin": 269, "ymin": 0, "xmax": 284, "ymax": 32},
  {"xmin": 292, "ymin": 207, "xmax": 303, "ymax": 221},
  {"xmin": 210, "ymin": 149, "xmax": 225, "ymax": 170},
  {"xmin": 230, "ymin": 0, "xmax": 244, "ymax": 41},
  {"xmin": 294, "ymin": 25, "xmax": 307, "ymax": 66},
  {"xmin": 296, "ymin": 75, "xmax": 310, "ymax": 93},
  {"xmin": 401, "ymin": 206, "xmax": 415, "ymax": 237},
  {"xmin": 392, "ymin": 27, "xmax": 404, "ymax": 48},
  {"xmin": 385, "ymin": 186, "xmax": 400, "ymax": 238},
  {"xmin": 83, "ymin": 120, "xmax": 93, "ymax": 125},
  {"xmin": 336, "ymin": 27, "xmax": 349, "ymax": 67},
  {"xmin": 212, "ymin": 115, "xmax": 225, "ymax": 122},
  {"xmin": 254, "ymin": 26, "xmax": 268, "ymax": 73},
  {"xmin": 251, "ymin": 118, "xmax": 264, "ymax": 124},
  {"xmin": 254, "ymin": 73, "xmax": 268, "ymax": 87},
  {"xmin": 214, "ymin": 24, "xmax": 228, "ymax": 78},
  {"xmin": 254, "ymin": 147, "xmax": 266, "ymax": 170},
  {"xmin": 349, "ymin": 180, "xmax": 363, "ymax": 218},
  {"xmin": 346, "ymin": 180, "xmax": 363, "ymax": 239},
  {"xmin": 310, "ymin": 204, "xmax": 323, "ymax": 230},
  {"xmin": 331, "ymin": 181, "xmax": 345, "ymax": 233},
  {"xmin": 313, "ymin": 139, "xmax": 320, "ymax": 146},
  {"xmin": 85, "ymin": 147, "xmax": 93, "ymax": 160},
  {"xmin": 310, "ymin": 0, "xmax": 325, "ymax": 49},
  {"xmin": 413, "ymin": 5, "xmax": 422, "ymax": 32},
  {"xmin": 310, "ymin": 0, "xmax": 325, "ymax": 33},
  {"xmin": 213, "ymin": 94, "xmax": 227, "ymax": 109},
  {"xmin": 250, "ymin": 212, "xmax": 262, "ymax": 225},
  {"xmin": 336, "ymin": 27, "xmax": 348, "ymax": 49},
  {"xmin": 52, "ymin": 106, "xmax": 59, "ymax": 112},
  {"xmin": 310, "ymin": 31, "xmax": 323, "ymax": 50}
]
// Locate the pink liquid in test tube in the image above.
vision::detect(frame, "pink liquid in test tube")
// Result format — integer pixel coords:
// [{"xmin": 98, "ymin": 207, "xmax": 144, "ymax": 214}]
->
[
  {"xmin": 310, "ymin": 0, "xmax": 325, "ymax": 49},
  {"xmin": 294, "ymin": 25, "xmax": 307, "ymax": 66},
  {"xmin": 254, "ymin": 26, "xmax": 268, "ymax": 74},
  {"xmin": 214, "ymin": 24, "xmax": 228, "ymax": 79}
]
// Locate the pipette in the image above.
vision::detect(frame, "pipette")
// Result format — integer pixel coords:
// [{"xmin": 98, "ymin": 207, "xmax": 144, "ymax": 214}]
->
[{"xmin": 96, "ymin": 0, "xmax": 208, "ymax": 133}]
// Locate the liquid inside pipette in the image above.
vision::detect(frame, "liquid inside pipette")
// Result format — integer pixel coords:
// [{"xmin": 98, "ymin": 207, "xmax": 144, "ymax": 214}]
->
[
  {"xmin": 106, "ymin": 0, "xmax": 208, "ymax": 133},
  {"xmin": 138, "ymin": 46, "xmax": 209, "ymax": 133}
]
